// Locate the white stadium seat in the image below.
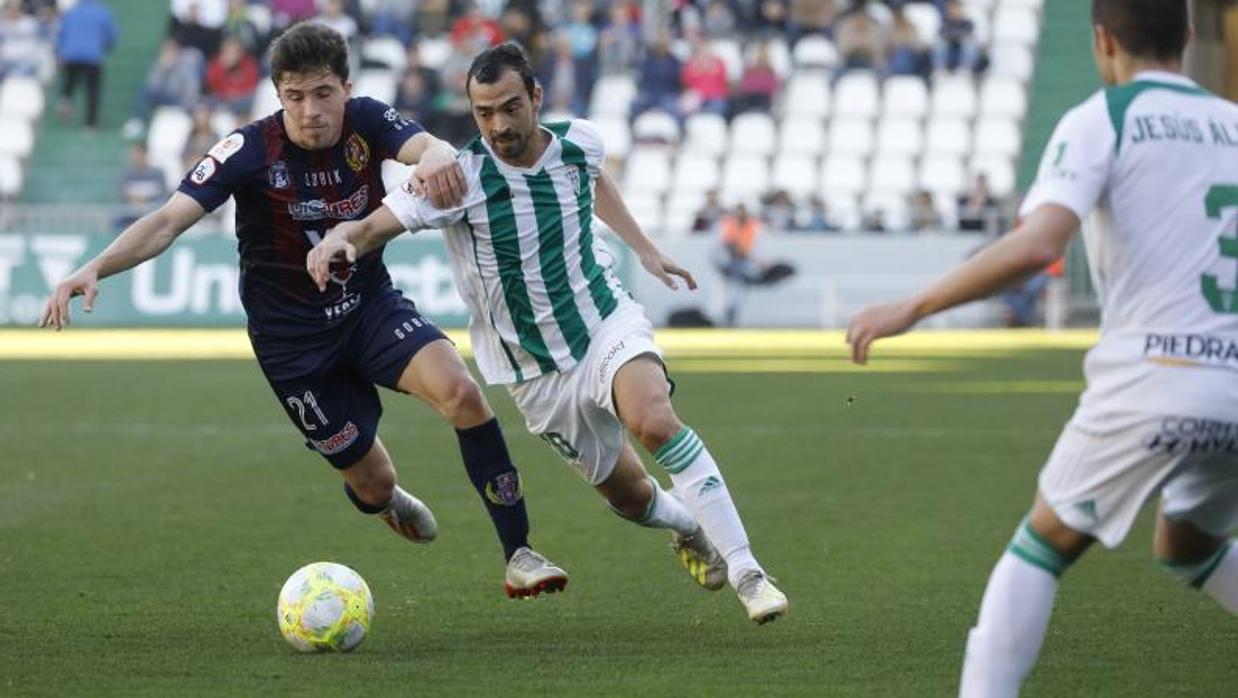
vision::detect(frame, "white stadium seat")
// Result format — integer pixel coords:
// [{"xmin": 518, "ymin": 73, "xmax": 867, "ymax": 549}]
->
[
  {"xmin": 820, "ymin": 155, "xmax": 867, "ymax": 198},
  {"xmin": 0, "ymin": 154, "xmax": 21, "ymax": 197},
  {"xmin": 720, "ymin": 154, "xmax": 770, "ymax": 203},
  {"xmin": 0, "ymin": 76, "xmax": 44, "ymax": 121},
  {"xmin": 778, "ymin": 117, "xmax": 827, "ymax": 157},
  {"xmin": 592, "ymin": 116, "xmax": 632, "ymax": 159},
  {"xmin": 989, "ymin": 44, "xmax": 1035, "ymax": 82},
  {"xmin": 792, "ymin": 35, "xmax": 839, "ymax": 70},
  {"xmin": 827, "ymin": 118, "xmax": 875, "ymax": 158},
  {"xmin": 251, "ymin": 79, "xmax": 281, "ymax": 119},
  {"xmin": 361, "ymin": 37, "xmax": 408, "ymax": 72},
  {"xmin": 729, "ymin": 112, "xmax": 777, "ymax": 157},
  {"xmin": 590, "ymin": 75, "xmax": 636, "ymax": 118},
  {"xmin": 882, "ymin": 76, "xmax": 928, "ymax": 119},
  {"xmin": 632, "ymin": 109, "xmax": 680, "ymax": 144},
  {"xmin": 682, "ymin": 112, "xmax": 729, "ymax": 156},
  {"xmin": 833, "ymin": 71, "xmax": 880, "ymax": 120},
  {"xmin": 147, "ymin": 107, "xmax": 194, "ymax": 160},
  {"xmin": 825, "ymin": 195, "xmax": 862, "ymax": 230},
  {"xmin": 970, "ymin": 155, "xmax": 1017, "ymax": 198},
  {"xmin": 868, "ymin": 155, "xmax": 917, "ymax": 196},
  {"xmin": 931, "ymin": 75, "xmax": 977, "ymax": 119},
  {"xmin": 353, "ymin": 70, "xmax": 397, "ymax": 105},
  {"xmin": 783, "ymin": 73, "xmax": 832, "ymax": 120},
  {"xmin": 863, "ymin": 191, "xmax": 911, "ymax": 231},
  {"xmin": 925, "ymin": 117, "xmax": 972, "ymax": 157},
  {"xmin": 0, "ymin": 115, "xmax": 35, "ymax": 158},
  {"xmin": 979, "ymin": 76, "xmax": 1028, "ymax": 120},
  {"xmin": 624, "ymin": 192, "xmax": 664, "ymax": 235},
  {"xmin": 623, "ymin": 147, "xmax": 673, "ymax": 195},
  {"xmin": 875, "ymin": 117, "xmax": 924, "ymax": 157},
  {"xmin": 416, "ymin": 36, "xmax": 453, "ymax": 71},
  {"xmin": 744, "ymin": 38, "xmax": 793, "ymax": 78},
  {"xmin": 974, "ymin": 116, "xmax": 1022, "ymax": 158},
  {"xmin": 904, "ymin": 3, "xmax": 942, "ymax": 43},
  {"xmin": 919, "ymin": 155, "xmax": 967, "ymax": 197},
  {"xmin": 710, "ymin": 39, "xmax": 745, "ymax": 82},
  {"xmin": 771, "ymin": 154, "xmax": 819, "ymax": 198},
  {"xmin": 672, "ymin": 152, "xmax": 721, "ymax": 195},
  {"xmin": 992, "ymin": 6, "xmax": 1039, "ymax": 47}
]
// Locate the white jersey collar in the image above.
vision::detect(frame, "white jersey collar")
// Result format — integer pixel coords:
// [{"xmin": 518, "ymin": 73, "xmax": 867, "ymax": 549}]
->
[{"xmin": 1131, "ymin": 70, "xmax": 1196, "ymax": 87}]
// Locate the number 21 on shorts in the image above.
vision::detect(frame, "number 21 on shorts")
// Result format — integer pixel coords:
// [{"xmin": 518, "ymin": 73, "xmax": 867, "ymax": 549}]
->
[{"xmin": 286, "ymin": 391, "xmax": 329, "ymax": 432}]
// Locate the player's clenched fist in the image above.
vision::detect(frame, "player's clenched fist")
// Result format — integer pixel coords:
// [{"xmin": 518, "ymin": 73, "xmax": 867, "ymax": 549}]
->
[
  {"xmin": 39, "ymin": 265, "xmax": 100, "ymax": 330},
  {"xmin": 307, "ymin": 228, "xmax": 358, "ymax": 293}
]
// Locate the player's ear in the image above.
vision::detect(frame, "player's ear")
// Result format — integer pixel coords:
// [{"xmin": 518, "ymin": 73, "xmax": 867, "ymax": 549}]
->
[
  {"xmin": 530, "ymin": 81, "xmax": 543, "ymax": 116},
  {"xmin": 342, "ymin": 80, "xmax": 353, "ymax": 98}
]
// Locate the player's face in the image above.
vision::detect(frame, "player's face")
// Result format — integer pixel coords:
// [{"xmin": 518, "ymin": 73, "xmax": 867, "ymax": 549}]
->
[
  {"xmin": 469, "ymin": 69, "xmax": 543, "ymax": 164},
  {"xmin": 277, "ymin": 70, "xmax": 352, "ymax": 150}
]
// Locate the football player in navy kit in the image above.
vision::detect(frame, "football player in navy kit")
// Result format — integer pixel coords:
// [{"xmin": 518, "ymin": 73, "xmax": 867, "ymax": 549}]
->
[{"xmin": 40, "ymin": 23, "xmax": 568, "ymax": 598}]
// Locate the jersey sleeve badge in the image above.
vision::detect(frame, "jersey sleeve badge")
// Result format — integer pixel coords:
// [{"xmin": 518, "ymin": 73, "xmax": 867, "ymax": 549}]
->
[
  {"xmin": 189, "ymin": 157, "xmax": 217, "ymax": 185},
  {"xmin": 207, "ymin": 133, "xmax": 245, "ymax": 164}
]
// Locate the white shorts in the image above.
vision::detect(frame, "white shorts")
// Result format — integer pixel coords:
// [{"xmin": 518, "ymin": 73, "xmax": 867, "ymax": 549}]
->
[
  {"xmin": 506, "ymin": 307, "xmax": 663, "ymax": 485},
  {"xmin": 1039, "ymin": 413, "xmax": 1238, "ymax": 548}
]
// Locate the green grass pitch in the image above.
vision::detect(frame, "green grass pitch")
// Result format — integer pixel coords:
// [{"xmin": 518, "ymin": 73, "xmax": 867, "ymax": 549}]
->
[{"xmin": 2, "ymin": 348, "xmax": 1234, "ymax": 696}]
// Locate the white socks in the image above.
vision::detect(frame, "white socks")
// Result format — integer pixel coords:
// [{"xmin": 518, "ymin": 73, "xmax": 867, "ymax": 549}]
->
[
  {"xmin": 1201, "ymin": 543, "xmax": 1238, "ymax": 613},
  {"xmin": 621, "ymin": 477, "xmax": 698, "ymax": 536},
  {"xmin": 655, "ymin": 426, "xmax": 760, "ymax": 587}
]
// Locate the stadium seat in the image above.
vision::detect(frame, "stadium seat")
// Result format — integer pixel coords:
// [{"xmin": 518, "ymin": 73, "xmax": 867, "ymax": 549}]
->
[
  {"xmin": 827, "ymin": 118, "xmax": 875, "ymax": 158},
  {"xmin": 744, "ymin": 38, "xmax": 793, "ymax": 78},
  {"xmin": 974, "ymin": 117, "xmax": 1022, "ymax": 158},
  {"xmin": 0, "ymin": 76, "xmax": 44, "ymax": 121},
  {"xmin": 589, "ymin": 74, "xmax": 636, "ymax": 118},
  {"xmin": 992, "ymin": 6, "xmax": 1040, "ymax": 47},
  {"xmin": 1003, "ymin": 0, "xmax": 1044, "ymax": 9},
  {"xmin": 778, "ymin": 117, "xmax": 826, "ymax": 158},
  {"xmin": 663, "ymin": 192, "xmax": 705, "ymax": 237},
  {"xmin": 623, "ymin": 147, "xmax": 673, "ymax": 195},
  {"xmin": 252, "ymin": 79, "xmax": 281, "ymax": 119},
  {"xmin": 919, "ymin": 155, "xmax": 967, "ymax": 197},
  {"xmin": 0, "ymin": 115, "xmax": 35, "ymax": 159},
  {"xmin": 592, "ymin": 116, "xmax": 632, "ymax": 159},
  {"xmin": 979, "ymin": 76, "xmax": 1028, "ymax": 120},
  {"xmin": 868, "ymin": 155, "xmax": 917, "ymax": 196},
  {"xmin": 672, "ymin": 152, "xmax": 721, "ymax": 195},
  {"xmin": 882, "ymin": 76, "xmax": 929, "ymax": 119},
  {"xmin": 720, "ymin": 154, "xmax": 770, "ymax": 203},
  {"xmin": 381, "ymin": 159, "xmax": 415, "ymax": 194},
  {"xmin": 147, "ymin": 107, "xmax": 194, "ymax": 161},
  {"xmin": 904, "ymin": 3, "xmax": 942, "ymax": 43},
  {"xmin": 246, "ymin": 2, "xmax": 272, "ymax": 34},
  {"xmin": 783, "ymin": 73, "xmax": 832, "ymax": 120},
  {"xmin": 820, "ymin": 155, "xmax": 867, "ymax": 198},
  {"xmin": 417, "ymin": 36, "xmax": 453, "ymax": 71},
  {"xmin": 682, "ymin": 112, "xmax": 729, "ymax": 157},
  {"xmin": 963, "ymin": 2, "xmax": 994, "ymax": 44},
  {"xmin": 0, "ymin": 154, "xmax": 21, "ymax": 198},
  {"xmin": 931, "ymin": 75, "xmax": 977, "ymax": 120},
  {"xmin": 632, "ymin": 109, "xmax": 680, "ymax": 144},
  {"xmin": 353, "ymin": 70, "xmax": 397, "ymax": 105},
  {"xmin": 833, "ymin": 71, "xmax": 881, "ymax": 120},
  {"xmin": 729, "ymin": 113, "xmax": 777, "ymax": 157},
  {"xmin": 863, "ymin": 191, "xmax": 911, "ymax": 231},
  {"xmin": 711, "ymin": 39, "xmax": 745, "ymax": 82},
  {"xmin": 210, "ymin": 110, "xmax": 238, "ymax": 138},
  {"xmin": 824, "ymin": 194, "xmax": 862, "ymax": 230},
  {"xmin": 361, "ymin": 37, "xmax": 408, "ymax": 72},
  {"xmin": 772, "ymin": 154, "xmax": 819, "ymax": 198},
  {"xmin": 988, "ymin": 44, "xmax": 1035, "ymax": 82},
  {"xmin": 875, "ymin": 117, "xmax": 924, "ymax": 157},
  {"xmin": 792, "ymin": 35, "xmax": 839, "ymax": 70},
  {"xmin": 970, "ymin": 155, "xmax": 1016, "ymax": 198},
  {"xmin": 624, "ymin": 192, "xmax": 664, "ymax": 235},
  {"xmin": 925, "ymin": 117, "xmax": 972, "ymax": 157}
]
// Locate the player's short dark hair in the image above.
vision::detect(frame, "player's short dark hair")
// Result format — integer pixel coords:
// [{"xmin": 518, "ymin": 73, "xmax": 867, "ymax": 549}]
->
[
  {"xmin": 269, "ymin": 22, "xmax": 350, "ymax": 86},
  {"xmin": 466, "ymin": 42, "xmax": 536, "ymax": 100},
  {"xmin": 1091, "ymin": 0, "xmax": 1189, "ymax": 61}
]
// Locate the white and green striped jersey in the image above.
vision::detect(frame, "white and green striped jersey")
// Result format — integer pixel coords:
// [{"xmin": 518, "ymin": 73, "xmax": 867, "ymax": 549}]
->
[
  {"xmin": 384, "ymin": 119, "xmax": 632, "ymax": 385},
  {"xmin": 1021, "ymin": 71, "xmax": 1238, "ymax": 426}
]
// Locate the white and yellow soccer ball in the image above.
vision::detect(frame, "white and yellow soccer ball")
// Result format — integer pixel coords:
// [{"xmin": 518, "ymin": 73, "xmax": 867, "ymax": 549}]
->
[{"xmin": 277, "ymin": 562, "xmax": 374, "ymax": 652}]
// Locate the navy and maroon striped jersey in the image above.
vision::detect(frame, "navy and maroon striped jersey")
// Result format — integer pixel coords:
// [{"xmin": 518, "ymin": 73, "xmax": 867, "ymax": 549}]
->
[{"xmin": 178, "ymin": 96, "xmax": 423, "ymax": 338}]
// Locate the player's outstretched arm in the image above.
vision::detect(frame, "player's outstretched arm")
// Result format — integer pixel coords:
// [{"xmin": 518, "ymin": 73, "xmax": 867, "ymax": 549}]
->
[
  {"xmin": 397, "ymin": 133, "xmax": 466, "ymax": 209},
  {"xmin": 39, "ymin": 192, "xmax": 206, "ymax": 330},
  {"xmin": 594, "ymin": 171, "xmax": 697, "ymax": 291},
  {"xmin": 846, "ymin": 204, "xmax": 1079, "ymax": 364},
  {"xmin": 307, "ymin": 205, "xmax": 404, "ymax": 292}
]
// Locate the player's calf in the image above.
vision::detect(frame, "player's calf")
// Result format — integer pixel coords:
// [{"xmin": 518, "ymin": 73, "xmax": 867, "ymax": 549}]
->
[{"xmin": 345, "ymin": 482, "xmax": 438, "ymax": 543}]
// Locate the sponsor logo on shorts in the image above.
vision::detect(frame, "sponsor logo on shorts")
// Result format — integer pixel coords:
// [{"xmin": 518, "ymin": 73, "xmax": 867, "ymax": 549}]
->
[
  {"xmin": 310, "ymin": 421, "xmax": 359, "ymax": 455},
  {"xmin": 1144, "ymin": 333, "xmax": 1238, "ymax": 370},
  {"xmin": 1144, "ymin": 417, "xmax": 1238, "ymax": 455},
  {"xmin": 484, "ymin": 471, "xmax": 523, "ymax": 506},
  {"xmin": 189, "ymin": 157, "xmax": 216, "ymax": 185},
  {"xmin": 598, "ymin": 340, "xmax": 626, "ymax": 381}
]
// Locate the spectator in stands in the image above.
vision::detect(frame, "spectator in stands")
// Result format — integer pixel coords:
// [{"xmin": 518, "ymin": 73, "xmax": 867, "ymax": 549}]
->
[
  {"xmin": 561, "ymin": 0, "xmax": 598, "ymax": 112},
  {"xmin": 222, "ymin": 0, "xmax": 263, "ymax": 57},
  {"xmin": 414, "ymin": 0, "xmax": 454, "ymax": 37},
  {"xmin": 499, "ymin": 4, "xmax": 536, "ymax": 49},
  {"xmin": 862, "ymin": 208, "xmax": 888, "ymax": 233},
  {"xmin": 316, "ymin": 0, "xmax": 358, "ymax": 43},
  {"xmin": 794, "ymin": 195, "xmax": 837, "ymax": 233},
  {"xmin": 886, "ymin": 5, "xmax": 927, "ymax": 78},
  {"xmin": 957, "ymin": 173, "xmax": 998, "ymax": 232},
  {"xmin": 450, "ymin": 1, "xmax": 505, "ymax": 52},
  {"xmin": 55, "ymin": 0, "xmax": 116, "ymax": 132},
  {"xmin": 692, "ymin": 190, "xmax": 726, "ymax": 234},
  {"xmin": 123, "ymin": 38, "xmax": 203, "ymax": 139},
  {"xmin": 181, "ymin": 103, "xmax": 216, "ymax": 171},
  {"xmin": 933, "ymin": 0, "xmax": 980, "ymax": 73},
  {"xmin": 597, "ymin": 0, "xmax": 640, "ymax": 76},
  {"xmin": 718, "ymin": 203, "xmax": 762, "ymax": 326},
  {"xmin": 205, "ymin": 36, "xmax": 259, "ymax": 117},
  {"xmin": 369, "ymin": 0, "xmax": 416, "ymax": 45},
  {"xmin": 909, "ymin": 189, "xmax": 942, "ymax": 232},
  {"xmin": 754, "ymin": 0, "xmax": 789, "ymax": 35},
  {"xmin": 788, "ymin": 0, "xmax": 834, "ymax": 45},
  {"xmin": 540, "ymin": 33, "xmax": 581, "ymax": 115},
  {"xmin": 762, "ymin": 190, "xmax": 796, "ymax": 230},
  {"xmin": 270, "ymin": 0, "xmax": 316, "ymax": 31},
  {"xmin": 835, "ymin": 2, "xmax": 886, "ymax": 72},
  {"xmin": 731, "ymin": 41, "xmax": 781, "ymax": 117},
  {"xmin": 170, "ymin": 0, "xmax": 224, "ymax": 58},
  {"xmin": 116, "ymin": 143, "xmax": 169, "ymax": 230},
  {"xmin": 430, "ymin": 33, "xmax": 478, "ymax": 146},
  {"xmin": 680, "ymin": 38, "xmax": 729, "ymax": 117},
  {"xmin": 631, "ymin": 33, "xmax": 682, "ymax": 118},
  {"xmin": 703, "ymin": 0, "xmax": 738, "ymax": 37},
  {"xmin": 394, "ymin": 46, "xmax": 439, "ymax": 123},
  {"xmin": 0, "ymin": 0, "xmax": 41, "ymax": 77}
]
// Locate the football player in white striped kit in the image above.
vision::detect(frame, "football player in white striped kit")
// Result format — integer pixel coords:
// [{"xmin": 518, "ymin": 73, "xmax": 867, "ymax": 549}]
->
[
  {"xmin": 848, "ymin": 1, "xmax": 1238, "ymax": 694},
  {"xmin": 308, "ymin": 43, "xmax": 787, "ymax": 624}
]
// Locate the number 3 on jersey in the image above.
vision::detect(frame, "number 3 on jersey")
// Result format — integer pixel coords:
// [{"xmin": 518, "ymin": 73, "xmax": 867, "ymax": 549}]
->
[{"xmin": 1201, "ymin": 184, "xmax": 1238, "ymax": 314}]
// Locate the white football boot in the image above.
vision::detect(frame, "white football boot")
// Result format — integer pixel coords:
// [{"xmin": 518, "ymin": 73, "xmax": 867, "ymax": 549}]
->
[
  {"xmin": 735, "ymin": 570, "xmax": 788, "ymax": 625},
  {"xmin": 671, "ymin": 527, "xmax": 728, "ymax": 591},
  {"xmin": 378, "ymin": 488, "xmax": 438, "ymax": 543},
  {"xmin": 504, "ymin": 547, "xmax": 569, "ymax": 599}
]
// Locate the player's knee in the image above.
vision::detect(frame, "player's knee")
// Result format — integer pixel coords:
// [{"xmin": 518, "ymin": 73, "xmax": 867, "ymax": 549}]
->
[
  {"xmin": 630, "ymin": 408, "xmax": 683, "ymax": 452},
  {"xmin": 437, "ymin": 376, "xmax": 489, "ymax": 425}
]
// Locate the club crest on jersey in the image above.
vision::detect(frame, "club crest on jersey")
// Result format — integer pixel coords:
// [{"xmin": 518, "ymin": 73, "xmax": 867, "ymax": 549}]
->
[
  {"xmin": 345, "ymin": 133, "xmax": 370, "ymax": 172},
  {"xmin": 207, "ymin": 133, "xmax": 244, "ymax": 163},
  {"xmin": 565, "ymin": 166, "xmax": 581, "ymax": 194},
  {"xmin": 189, "ymin": 157, "xmax": 216, "ymax": 185},
  {"xmin": 268, "ymin": 160, "xmax": 290, "ymax": 189}
]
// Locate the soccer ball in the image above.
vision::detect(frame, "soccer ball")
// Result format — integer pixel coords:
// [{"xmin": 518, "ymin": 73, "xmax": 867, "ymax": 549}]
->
[{"xmin": 277, "ymin": 562, "xmax": 374, "ymax": 653}]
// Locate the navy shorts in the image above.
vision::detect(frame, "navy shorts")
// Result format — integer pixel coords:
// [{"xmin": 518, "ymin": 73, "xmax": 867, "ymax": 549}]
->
[{"xmin": 251, "ymin": 289, "xmax": 448, "ymax": 469}]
